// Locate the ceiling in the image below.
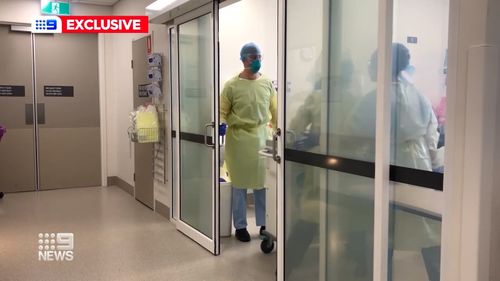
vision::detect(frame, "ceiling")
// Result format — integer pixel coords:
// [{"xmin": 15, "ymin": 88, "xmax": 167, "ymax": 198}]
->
[{"xmin": 69, "ymin": 0, "xmax": 120, "ymax": 6}]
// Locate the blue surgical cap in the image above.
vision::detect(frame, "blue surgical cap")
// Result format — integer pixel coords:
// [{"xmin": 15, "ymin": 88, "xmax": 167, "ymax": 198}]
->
[{"xmin": 240, "ymin": 42, "xmax": 261, "ymax": 61}]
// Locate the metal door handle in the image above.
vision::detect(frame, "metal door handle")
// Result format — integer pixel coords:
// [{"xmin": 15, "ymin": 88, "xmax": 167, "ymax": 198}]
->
[
  {"xmin": 25, "ymin": 104, "xmax": 33, "ymax": 125},
  {"xmin": 25, "ymin": 103, "xmax": 45, "ymax": 125},
  {"xmin": 204, "ymin": 122, "xmax": 215, "ymax": 148},
  {"xmin": 37, "ymin": 103, "xmax": 45, "ymax": 124},
  {"xmin": 272, "ymin": 128, "xmax": 281, "ymax": 163}
]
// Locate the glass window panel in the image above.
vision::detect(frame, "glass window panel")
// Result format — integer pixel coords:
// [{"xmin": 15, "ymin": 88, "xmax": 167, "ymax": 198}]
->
[
  {"xmin": 390, "ymin": 183, "xmax": 442, "ymax": 281},
  {"xmin": 391, "ymin": 0, "xmax": 449, "ymax": 172},
  {"xmin": 284, "ymin": 161, "xmax": 375, "ymax": 280},
  {"xmin": 285, "ymin": 161, "xmax": 322, "ymax": 280},
  {"xmin": 286, "ymin": 0, "xmax": 379, "ymax": 164},
  {"xmin": 180, "ymin": 140, "xmax": 212, "ymax": 238},
  {"xmin": 178, "ymin": 13, "xmax": 213, "ymax": 238},
  {"xmin": 179, "ymin": 14, "xmax": 212, "ymax": 135},
  {"xmin": 285, "ymin": 0, "xmax": 377, "ymax": 280},
  {"xmin": 285, "ymin": 0, "xmax": 328, "ymax": 155},
  {"xmin": 326, "ymin": 171, "xmax": 374, "ymax": 280},
  {"xmin": 389, "ymin": 0, "xmax": 448, "ymax": 276}
]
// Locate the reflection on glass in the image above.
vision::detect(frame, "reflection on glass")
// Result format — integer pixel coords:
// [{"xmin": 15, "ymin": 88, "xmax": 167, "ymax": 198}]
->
[
  {"xmin": 326, "ymin": 171, "xmax": 374, "ymax": 280},
  {"xmin": 286, "ymin": 0, "xmax": 379, "ymax": 164},
  {"xmin": 180, "ymin": 140, "xmax": 212, "ymax": 238},
  {"xmin": 392, "ymin": 0, "xmax": 449, "ymax": 173},
  {"xmin": 284, "ymin": 162, "xmax": 375, "ymax": 280},
  {"xmin": 285, "ymin": 0, "xmax": 378, "ymax": 278},
  {"xmin": 389, "ymin": 193, "xmax": 441, "ymax": 280},
  {"xmin": 285, "ymin": 161, "xmax": 321, "ymax": 280},
  {"xmin": 390, "ymin": 43, "xmax": 441, "ymax": 172}
]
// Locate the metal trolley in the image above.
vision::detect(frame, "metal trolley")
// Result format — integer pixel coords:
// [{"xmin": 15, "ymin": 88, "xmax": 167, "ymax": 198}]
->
[{"xmin": 259, "ymin": 147, "xmax": 277, "ymax": 254}]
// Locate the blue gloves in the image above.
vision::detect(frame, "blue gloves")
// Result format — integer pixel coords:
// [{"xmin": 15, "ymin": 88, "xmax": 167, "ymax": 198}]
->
[
  {"xmin": 219, "ymin": 123, "xmax": 227, "ymax": 136},
  {"xmin": 294, "ymin": 132, "xmax": 319, "ymax": 150}
]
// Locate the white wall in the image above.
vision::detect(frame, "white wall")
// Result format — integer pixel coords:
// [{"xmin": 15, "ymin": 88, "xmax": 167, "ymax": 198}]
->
[
  {"xmin": 487, "ymin": 0, "xmax": 500, "ymax": 279},
  {"xmin": 106, "ymin": 0, "xmax": 154, "ymax": 186},
  {"xmin": 105, "ymin": 0, "xmax": 172, "ymax": 208},
  {"xmin": 219, "ymin": 0, "xmax": 277, "ymax": 86},
  {"xmin": 393, "ymin": 0, "xmax": 449, "ymax": 107},
  {"xmin": 441, "ymin": 0, "xmax": 499, "ymax": 279},
  {"xmin": 0, "ymin": 0, "xmax": 40, "ymax": 24},
  {"xmin": 0, "ymin": 0, "xmax": 112, "ymax": 24}
]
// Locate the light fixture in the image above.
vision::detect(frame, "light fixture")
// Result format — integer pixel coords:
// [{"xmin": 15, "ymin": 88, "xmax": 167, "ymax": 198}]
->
[{"xmin": 145, "ymin": 0, "xmax": 177, "ymax": 11}]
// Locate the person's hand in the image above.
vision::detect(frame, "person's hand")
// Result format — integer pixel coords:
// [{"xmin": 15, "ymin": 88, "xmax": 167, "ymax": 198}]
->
[
  {"xmin": 294, "ymin": 132, "xmax": 319, "ymax": 150},
  {"xmin": 0, "ymin": 125, "xmax": 6, "ymax": 142},
  {"xmin": 219, "ymin": 123, "xmax": 227, "ymax": 136}
]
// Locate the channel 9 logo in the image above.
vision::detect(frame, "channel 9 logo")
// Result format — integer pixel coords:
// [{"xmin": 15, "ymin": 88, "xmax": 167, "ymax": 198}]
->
[
  {"xmin": 32, "ymin": 16, "xmax": 62, "ymax": 33},
  {"xmin": 31, "ymin": 15, "xmax": 148, "ymax": 33},
  {"xmin": 34, "ymin": 19, "xmax": 57, "ymax": 31},
  {"xmin": 38, "ymin": 232, "xmax": 74, "ymax": 261}
]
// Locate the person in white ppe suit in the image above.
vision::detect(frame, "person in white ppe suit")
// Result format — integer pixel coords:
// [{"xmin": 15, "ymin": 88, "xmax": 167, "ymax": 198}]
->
[
  {"xmin": 347, "ymin": 43, "xmax": 441, "ymax": 280},
  {"xmin": 220, "ymin": 43, "xmax": 277, "ymax": 242},
  {"xmin": 348, "ymin": 43, "xmax": 440, "ymax": 170}
]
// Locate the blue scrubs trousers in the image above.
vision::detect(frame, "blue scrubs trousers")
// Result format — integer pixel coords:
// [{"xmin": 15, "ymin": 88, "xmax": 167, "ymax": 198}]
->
[{"xmin": 232, "ymin": 187, "xmax": 266, "ymax": 230}]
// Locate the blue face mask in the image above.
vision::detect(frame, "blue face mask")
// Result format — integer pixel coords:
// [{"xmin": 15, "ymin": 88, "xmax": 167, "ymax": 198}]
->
[{"xmin": 250, "ymin": 59, "xmax": 261, "ymax": 73}]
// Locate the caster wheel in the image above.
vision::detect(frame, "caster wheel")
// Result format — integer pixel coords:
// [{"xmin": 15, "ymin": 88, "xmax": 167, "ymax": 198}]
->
[{"xmin": 260, "ymin": 239, "xmax": 274, "ymax": 254}]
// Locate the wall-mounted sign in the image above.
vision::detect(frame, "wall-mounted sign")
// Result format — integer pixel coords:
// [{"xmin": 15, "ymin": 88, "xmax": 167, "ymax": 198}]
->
[
  {"xmin": 138, "ymin": 84, "xmax": 149, "ymax": 98},
  {"xmin": 0, "ymin": 85, "xmax": 25, "ymax": 97},
  {"xmin": 41, "ymin": 1, "xmax": 70, "ymax": 15},
  {"xmin": 44, "ymin": 86, "xmax": 74, "ymax": 97},
  {"xmin": 407, "ymin": 36, "xmax": 418, "ymax": 44}
]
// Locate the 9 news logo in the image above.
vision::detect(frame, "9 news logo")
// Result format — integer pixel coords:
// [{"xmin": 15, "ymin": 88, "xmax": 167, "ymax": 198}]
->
[
  {"xmin": 32, "ymin": 15, "xmax": 148, "ymax": 34},
  {"xmin": 32, "ymin": 16, "xmax": 62, "ymax": 33},
  {"xmin": 38, "ymin": 232, "xmax": 74, "ymax": 262}
]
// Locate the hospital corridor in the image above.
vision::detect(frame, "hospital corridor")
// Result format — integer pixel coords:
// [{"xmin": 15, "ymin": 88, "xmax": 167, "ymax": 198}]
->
[
  {"xmin": 0, "ymin": 186, "xmax": 275, "ymax": 281},
  {"xmin": 0, "ymin": 0, "xmax": 499, "ymax": 281}
]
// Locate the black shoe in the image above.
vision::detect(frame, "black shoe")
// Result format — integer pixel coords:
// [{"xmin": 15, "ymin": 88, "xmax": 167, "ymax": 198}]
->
[
  {"xmin": 259, "ymin": 226, "xmax": 266, "ymax": 236},
  {"xmin": 235, "ymin": 228, "xmax": 251, "ymax": 242}
]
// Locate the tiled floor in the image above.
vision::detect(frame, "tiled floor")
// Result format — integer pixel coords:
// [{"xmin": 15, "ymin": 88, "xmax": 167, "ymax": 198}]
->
[{"xmin": 0, "ymin": 186, "xmax": 276, "ymax": 281}]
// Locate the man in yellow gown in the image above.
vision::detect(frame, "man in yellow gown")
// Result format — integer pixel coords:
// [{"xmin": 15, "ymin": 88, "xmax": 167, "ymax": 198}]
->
[{"xmin": 220, "ymin": 43, "xmax": 277, "ymax": 242}]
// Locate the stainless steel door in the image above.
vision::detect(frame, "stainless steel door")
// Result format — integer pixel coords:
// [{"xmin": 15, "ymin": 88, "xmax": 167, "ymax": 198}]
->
[{"xmin": 35, "ymin": 33, "xmax": 101, "ymax": 190}]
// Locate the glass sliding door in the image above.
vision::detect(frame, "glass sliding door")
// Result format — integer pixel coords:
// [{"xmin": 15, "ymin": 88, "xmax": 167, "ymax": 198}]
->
[
  {"xmin": 283, "ymin": 0, "xmax": 379, "ymax": 279},
  {"xmin": 169, "ymin": 25, "xmax": 179, "ymax": 221},
  {"xmin": 389, "ymin": 0, "xmax": 449, "ymax": 279},
  {"xmin": 279, "ymin": 0, "xmax": 450, "ymax": 279},
  {"xmin": 173, "ymin": 2, "xmax": 220, "ymax": 255}
]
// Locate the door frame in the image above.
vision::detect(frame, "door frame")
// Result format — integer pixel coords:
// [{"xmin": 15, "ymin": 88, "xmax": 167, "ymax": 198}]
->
[
  {"xmin": 170, "ymin": 2, "xmax": 221, "ymax": 255},
  {"xmin": 276, "ymin": 0, "xmax": 452, "ymax": 280}
]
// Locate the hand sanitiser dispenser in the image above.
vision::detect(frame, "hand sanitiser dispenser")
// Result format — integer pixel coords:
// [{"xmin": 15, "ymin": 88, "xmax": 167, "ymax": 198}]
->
[
  {"xmin": 147, "ymin": 68, "xmax": 162, "ymax": 82},
  {"xmin": 147, "ymin": 53, "xmax": 162, "ymax": 67}
]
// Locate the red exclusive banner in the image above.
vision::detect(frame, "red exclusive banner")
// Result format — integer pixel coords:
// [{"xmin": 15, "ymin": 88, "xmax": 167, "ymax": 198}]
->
[{"xmin": 60, "ymin": 16, "xmax": 148, "ymax": 33}]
